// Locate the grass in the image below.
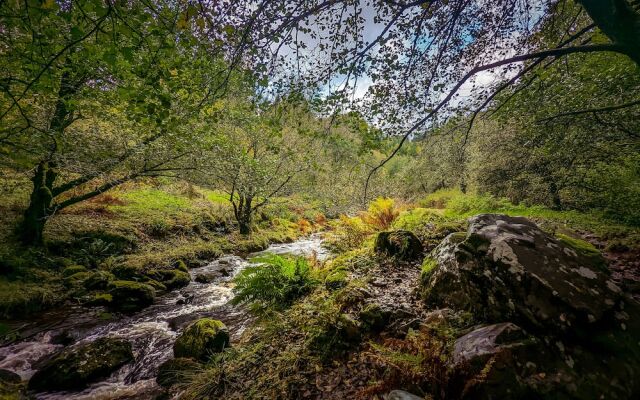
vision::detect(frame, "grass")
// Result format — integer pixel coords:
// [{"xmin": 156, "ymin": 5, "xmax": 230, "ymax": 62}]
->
[
  {"xmin": 0, "ymin": 179, "xmax": 324, "ymax": 319},
  {"xmin": 419, "ymin": 189, "xmax": 640, "ymax": 247}
]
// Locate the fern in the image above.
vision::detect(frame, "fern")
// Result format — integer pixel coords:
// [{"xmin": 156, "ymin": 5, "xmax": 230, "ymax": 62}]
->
[{"xmin": 231, "ymin": 254, "xmax": 317, "ymax": 311}]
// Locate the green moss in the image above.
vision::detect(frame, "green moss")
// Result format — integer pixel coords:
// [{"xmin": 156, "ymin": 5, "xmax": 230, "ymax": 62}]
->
[
  {"xmin": 108, "ymin": 280, "xmax": 155, "ymax": 312},
  {"xmin": 556, "ymin": 233, "xmax": 600, "ymax": 256},
  {"xmin": 173, "ymin": 319, "xmax": 230, "ymax": 361},
  {"xmin": 175, "ymin": 260, "xmax": 189, "ymax": 272},
  {"xmin": 421, "ymin": 257, "xmax": 438, "ymax": 276},
  {"xmin": 64, "ymin": 271, "xmax": 93, "ymax": 286},
  {"xmin": 62, "ymin": 265, "xmax": 88, "ymax": 277},
  {"xmin": 0, "ymin": 279, "xmax": 64, "ymax": 318},
  {"xmin": 83, "ymin": 270, "xmax": 115, "ymax": 290}
]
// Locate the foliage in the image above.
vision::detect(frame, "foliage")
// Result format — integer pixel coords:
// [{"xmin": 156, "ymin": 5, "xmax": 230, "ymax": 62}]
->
[
  {"xmin": 231, "ymin": 254, "xmax": 318, "ymax": 311},
  {"xmin": 324, "ymin": 215, "xmax": 374, "ymax": 253},
  {"xmin": 361, "ymin": 197, "xmax": 400, "ymax": 230}
]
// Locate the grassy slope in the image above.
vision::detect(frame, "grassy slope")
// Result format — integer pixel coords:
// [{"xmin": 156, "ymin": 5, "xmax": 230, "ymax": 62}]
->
[{"xmin": 0, "ymin": 179, "xmax": 325, "ymax": 320}]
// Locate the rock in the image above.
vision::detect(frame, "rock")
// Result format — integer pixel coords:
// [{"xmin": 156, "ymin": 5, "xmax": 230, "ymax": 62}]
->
[
  {"xmin": 422, "ymin": 214, "xmax": 622, "ymax": 336},
  {"xmin": 108, "ymin": 280, "xmax": 155, "ymax": 312},
  {"xmin": 174, "ymin": 260, "xmax": 189, "ymax": 273},
  {"xmin": 51, "ymin": 330, "xmax": 76, "ymax": 346},
  {"xmin": 83, "ymin": 270, "xmax": 115, "ymax": 290},
  {"xmin": 195, "ymin": 273, "xmax": 216, "ymax": 284},
  {"xmin": 387, "ymin": 390, "xmax": 423, "ymax": 400},
  {"xmin": 64, "ymin": 271, "xmax": 93, "ymax": 286},
  {"xmin": 452, "ymin": 323, "xmax": 531, "ymax": 366},
  {"xmin": 359, "ymin": 303, "xmax": 391, "ymax": 332},
  {"xmin": 146, "ymin": 269, "xmax": 191, "ymax": 290},
  {"xmin": 0, "ymin": 368, "xmax": 22, "ymax": 399},
  {"xmin": 62, "ymin": 265, "xmax": 87, "ymax": 277},
  {"xmin": 375, "ymin": 230, "xmax": 423, "ymax": 261},
  {"xmin": 156, "ymin": 358, "xmax": 201, "ymax": 388},
  {"xmin": 84, "ymin": 292, "xmax": 113, "ymax": 307},
  {"xmin": 423, "ymin": 215, "xmax": 640, "ymax": 399},
  {"xmin": 449, "ymin": 323, "xmax": 548, "ymax": 400},
  {"xmin": 0, "ymin": 369, "xmax": 21, "ymax": 385},
  {"xmin": 173, "ymin": 319, "xmax": 230, "ymax": 361},
  {"xmin": 111, "ymin": 264, "xmax": 144, "ymax": 280},
  {"xmin": 28, "ymin": 337, "xmax": 133, "ymax": 392}
]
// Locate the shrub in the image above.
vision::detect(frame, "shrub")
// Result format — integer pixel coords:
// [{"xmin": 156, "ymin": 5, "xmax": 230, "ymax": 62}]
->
[
  {"xmin": 324, "ymin": 215, "xmax": 373, "ymax": 253},
  {"xmin": 361, "ymin": 197, "xmax": 400, "ymax": 230},
  {"xmin": 231, "ymin": 254, "xmax": 318, "ymax": 311}
]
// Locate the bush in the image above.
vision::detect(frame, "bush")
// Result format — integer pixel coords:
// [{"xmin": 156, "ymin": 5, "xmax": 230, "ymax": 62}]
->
[
  {"xmin": 231, "ymin": 254, "xmax": 318, "ymax": 311},
  {"xmin": 361, "ymin": 197, "xmax": 400, "ymax": 230},
  {"xmin": 324, "ymin": 215, "xmax": 373, "ymax": 253}
]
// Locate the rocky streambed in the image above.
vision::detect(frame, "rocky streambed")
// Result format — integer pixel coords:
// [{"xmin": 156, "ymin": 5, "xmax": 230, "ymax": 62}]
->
[{"xmin": 0, "ymin": 235, "xmax": 329, "ymax": 399}]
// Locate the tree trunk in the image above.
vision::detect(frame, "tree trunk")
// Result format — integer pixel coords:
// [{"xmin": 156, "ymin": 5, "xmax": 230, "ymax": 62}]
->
[
  {"xmin": 578, "ymin": 0, "xmax": 640, "ymax": 66},
  {"xmin": 19, "ymin": 162, "xmax": 57, "ymax": 245},
  {"xmin": 236, "ymin": 194, "xmax": 253, "ymax": 235}
]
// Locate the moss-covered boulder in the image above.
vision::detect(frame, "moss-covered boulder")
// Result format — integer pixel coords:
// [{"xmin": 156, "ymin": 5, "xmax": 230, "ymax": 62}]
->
[
  {"xmin": 374, "ymin": 230, "xmax": 423, "ymax": 261},
  {"xmin": 359, "ymin": 303, "xmax": 391, "ymax": 332},
  {"xmin": 146, "ymin": 269, "xmax": 191, "ymax": 290},
  {"xmin": 111, "ymin": 264, "xmax": 143, "ymax": 280},
  {"xmin": 173, "ymin": 319, "xmax": 229, "ymax": 361},
  {"xmin": 64, "ymin": 271, "xmax": 93, "ymax": 287},
  {"xmin": 83, "ymin": 292, "xmax": 113, "ymax": 307},
  {"xmin": 62, "ymin": 265, "xmax": 87, "ymax": 277},
  {"xmin": 156, "ymin": 358, "xmax": 201, "ymax": 388},
  {"xmin": 83, "ymin": 270, "xmax": 115, "ymax": 290},
  {"xmin": 108, "ymin": 280, "xmax": 155, "ymax": 312},
  {"xmin": 0, "ymin": 368, "xmax": 22, "ymax": 399},
  {"xmin": 28, "ymin": 337, "xmax": 133, "ymax": 392}
]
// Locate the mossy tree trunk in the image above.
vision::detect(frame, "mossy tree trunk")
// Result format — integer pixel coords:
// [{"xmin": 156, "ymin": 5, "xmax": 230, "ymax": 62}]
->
[
  {"xmin": 20, "ymin": 161, "xmax": 57, "ymax": 245},
  {"xmin": 234, "ymin": 193, "xmax": 254, "ymax": 235}
]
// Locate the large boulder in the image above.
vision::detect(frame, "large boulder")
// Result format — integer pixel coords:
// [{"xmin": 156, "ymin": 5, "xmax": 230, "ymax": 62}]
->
[
  {"xmin": 375, "ymin": 230, "xmax": 423, "ymax": 261},
  {"xmin": 422, "ymin": 214, "xmax": 623, "ymax": 336},
  {"xmin": 173, "ymin": 319, "xmax": 230, "ymax": 361},
  {"xmin": 449, "ymin": 323, "xmax": 559, "ymax": 399},
  {"xmin": 108, "ymin": 280, "xmax": 155, "ymax": 312},
  {"xmin": 0, "ymin": 368, "xmax": 22, "ymax": 399},
  {"xmin": 145, "ymin": 269, "xmax": 190, "ymax": 290},
  {"xmin": 156, "ymin": 357, "xmax": 201, "ymax": 388},
  {"xmin": 424, "ymin": 214, "xmax": 640, "ymax": 399},
  {"xmin": 28, "ymin": 337, "xmax": 133, "ymax": 392}
]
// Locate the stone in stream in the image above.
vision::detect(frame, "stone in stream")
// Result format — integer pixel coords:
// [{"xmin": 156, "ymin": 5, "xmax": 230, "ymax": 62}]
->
[
  {"xmin": 28, "ymin": 337, "xmax": 133, "ymax": 392},
  {"xmin": 156, "ymin": 358, "xmax": 201, "ymax": 388},
  {"xmin": 0, "ymin": 369, "xmax": 22, "ymax": 399},
  {"xmin": 374, "ymin": 230, "xmax": 423, "ymax": 261},
  {"xmin": 173, "ymin": 319, "xmax": 230, "ymax": 361},
  {"xmin": 108, "ymin": 280, "xmax": 156, "ymax": 312},
  {"xmin": 145, "ymin": 268, "xmax": 191, "ymax": 290}
]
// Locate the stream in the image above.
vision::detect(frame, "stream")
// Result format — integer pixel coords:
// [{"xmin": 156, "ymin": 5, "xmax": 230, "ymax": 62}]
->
[{"xmin": 0, "ymin": 234, "xmax": 328, "ymax": 399}]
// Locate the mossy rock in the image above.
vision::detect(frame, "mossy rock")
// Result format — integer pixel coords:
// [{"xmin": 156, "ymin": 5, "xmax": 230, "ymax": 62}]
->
[
  {"xmin": 324, "ymin": 270, "xmax": 348, "ymax": 291},
  {"xmin": 374, "ymin": 230, "xmax": 423, "ymax": 261},
  {"xmin": 145, "ymin": 279, "xmax": 167, "ymax": 292},
  {"xmin": 83, "ymin": 293, "xmax": 113, "ymax": 307},
  {"xmin": 173, "ymin": 319, "xmax": 229, "ymax": 361},
  {"xmin": 145, "ymin": 269, "xmax": 190, "ymax": 290},
  {"xmin": 556, "ymin": 233, "xmax": 607, "ymax": 272},
  {"xmin": 108, "ymin": 280, "xmax": 155, "ymax": 312},
  {"xmin": 64, "ymin": 271, "xmax": 93, "ymax": 287},
  {"xmin": 156, "ymin": 358, "xmax": 201, "ymax": 388},
  {"xmin": 0, "ymin": 368, "xmax": 22, "ymax": 399},
  {"xmin": 62, "ymin": 265, "xmax": 88, "ymax": 278},
  {"xmin": 83, "ymin": 270, "xmax": 115, "ymax": 291},
  {"xmin": 111, "ymin": 264, "xmax": 144, "ymax": 281},
  {"xmin": 174, "ymin": 260, "xmax": 189, "ymax": 273},
  {"xmin": 28, "ymin": 337, "xmax": 133, "ymax": 392},
  {"xmin": 359, "ymin": 303, "xmax": 390, "ymax": 332}
]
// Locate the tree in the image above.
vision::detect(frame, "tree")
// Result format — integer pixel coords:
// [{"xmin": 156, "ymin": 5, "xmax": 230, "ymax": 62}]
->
[
  {"xmin": 196, "ymin": 0, "xmax": 640, "ymax": 198},
  {"xmin": 196, "ymin": 99, "xmax": 315, "ymax": 234},
  {"xmin": 0, "ymin": 1, "xmax": 232, "ymax": 245}
]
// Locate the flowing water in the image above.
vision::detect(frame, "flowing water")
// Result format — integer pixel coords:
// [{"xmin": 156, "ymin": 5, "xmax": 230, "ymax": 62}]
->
[{"xmin": 0, "ymin": 234, "xmax": 328, "ymax": 399}]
